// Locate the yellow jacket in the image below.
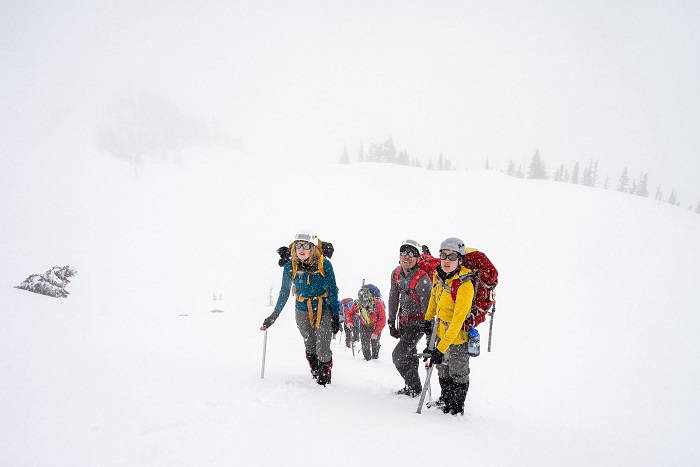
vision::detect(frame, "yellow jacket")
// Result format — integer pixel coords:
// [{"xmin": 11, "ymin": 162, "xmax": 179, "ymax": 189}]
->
[{"xmin": 425, "ymin": 266, "xmax": 475, "ymax": 354}]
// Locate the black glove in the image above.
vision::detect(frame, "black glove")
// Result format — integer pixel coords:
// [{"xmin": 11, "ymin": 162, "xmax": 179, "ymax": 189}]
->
[
  {"xmin": 421, "ymin": 345, "xmax": 431, "ymax": 362},
  {"xmin": 277, "ymin": 246, "xmax": 291, "ymax": 266},
  {"xmin": 331, "ymin": 314, "xmax": 340, "ymax": 335},
  {"xmin": 422, "ymin": 244, "xmax": 431, "ymax": 256},
  {"xmin": 427, "ymin": 348, "xmax": 444, "ymax": 366},
  {"xmin": 261, "ymin": 312, "xmax": 280, "ymax": 330},
  {"xmin": 389, "ymin": 323, "xmax": 400, "ymax": 338},
  {"xmin": 424, "ymin": 320, "xmax": 433, "ymax": 339}
]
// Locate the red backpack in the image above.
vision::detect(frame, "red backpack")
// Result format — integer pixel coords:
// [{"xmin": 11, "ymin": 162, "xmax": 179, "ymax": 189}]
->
[{"xmin": 446, "ymin": 249, "xmax": 498, "ymax": 329}]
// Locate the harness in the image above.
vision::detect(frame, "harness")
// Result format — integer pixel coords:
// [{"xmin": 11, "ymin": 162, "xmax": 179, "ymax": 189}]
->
[
  {"xmin": 291, "ymin": 255, "xmax": 329, "ymax": 329},
  {"xmin": 297, "ymin": 291, "xmax": 329, "ymax": 329},
  {"xmin": 393, "ymin": 266, "xmax": 427, "ymax": 320}
]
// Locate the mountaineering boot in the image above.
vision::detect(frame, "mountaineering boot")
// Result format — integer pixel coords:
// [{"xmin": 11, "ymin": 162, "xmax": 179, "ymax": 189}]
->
[
  {"xmin": 449, "ymin": 381, "xmax": 469, "ymax": 415},
  {"xmin": 317, "ymin": 359, "xmax": 333, "ymax": 386},
  {"xmin": 395, "ymin": 385, "xmax": 421, "ymax": 398},
  {"xmin": 305, "ymin": 351, "xmax": 320, "ymax": 379},
  {"xmin": 433, "ymin": 377, "xmax": 453, "ymax": 409},
  {"xmin": 441, "ymin": 377, "xmax": 456, "ymax": 413}
]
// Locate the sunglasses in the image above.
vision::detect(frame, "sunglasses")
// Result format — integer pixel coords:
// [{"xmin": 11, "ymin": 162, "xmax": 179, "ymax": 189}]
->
[
  {"xmin": 400, "ymin": 250, "xmax": 419, "ymax": 258},
  {"xmin": 440, "ymin": 252, "xmax": 460, "ymax": 261},
  {"xmin": 295, "ymin": 242, "xmax": 312, "ymax": 250}
]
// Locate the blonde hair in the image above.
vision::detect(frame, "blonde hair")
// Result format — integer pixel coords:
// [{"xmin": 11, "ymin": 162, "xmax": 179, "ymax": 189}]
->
[{"xmin": 292, "ymin": 242, "xmax": 321, "ymax": 268}]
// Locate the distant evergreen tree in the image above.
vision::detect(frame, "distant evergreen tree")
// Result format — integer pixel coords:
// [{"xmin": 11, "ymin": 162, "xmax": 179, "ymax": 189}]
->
[
  {"xmin": 444, "ymin": 157, "xmax": 452, "ymax": 170},
  {"xmin": 527, "ymin": 149, "xmax": 547, "ymax": 179},
  {"xmin": 668, "ymin": 189, "xmax": 678, "ymax": 205},
  {"xmin": 696, "ymin": 201, "xmax": 700, "ymax": 214},
  {"xmin": 603, "ymin": 176, "xmax": 609, "ymax": 189},
  {"xmin": 339, "ymin": 145, "xmax": 350, "ymax": 164},
  {"xmin": 553, "ymin": 164, "xmax": 565, "ymax": 182},
  {"xmin": 571, "ymin": 162, "xmax": 580, "ymax": 184},
  {"xmin": 630, "ymin": 180, "xmax": 638, "ymax": 195},
  {"xmin": 397, "ymin": 150, "xmax": 410, "ymax": 166},
  {"xmin": 581, "ymin": 160, "xmax": 598, "ymax": 187},
  {"xmin": 581, "ymin": 161, "xmax": 592, "ymax": 186},
  {"xmin": 485, "ymin": 157, "xmax": 490, "ymax": 170},
  {"xmin": 636, "ymin": 173, "xmax": 649, "ymax": 197},
  {"xmin": 358, "ymin": 144, "xmax": 365, "ymax": 162},
  {"xmin": 655, "ymin": 185, "xmax": 662, "ymax": 200},
  {"xmin": 516, "ymin": 165, "xmax": 524, "ymax": 178},
  {"xmin": 617, "ymin": 167, "xmax": 629, "ymax": 192},
  {"xmin": 437, "ymin": 154, "xmax": 444, "ymax": 170},
  {"xmin": 506, "ymin": 160, "xmax": 515, "ymax": 176},
  {"xmin": 427, "ymin": 160, "xmax": 434, "ymax": 170},
  {"xmin": 16, "ymin": 266, "xmax": 77, "ymax": 298}
]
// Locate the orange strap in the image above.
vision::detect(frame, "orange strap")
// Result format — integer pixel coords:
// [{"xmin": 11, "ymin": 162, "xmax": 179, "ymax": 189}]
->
[{"xmin": 297, "ymin": 291, "xmax": 329, "ymax": 329}]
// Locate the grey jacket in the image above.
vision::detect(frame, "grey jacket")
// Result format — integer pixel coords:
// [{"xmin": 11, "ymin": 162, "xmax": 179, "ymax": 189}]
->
[{"xmin": 388, "ymin": 265, "xmax": 432, "ymax": 328}]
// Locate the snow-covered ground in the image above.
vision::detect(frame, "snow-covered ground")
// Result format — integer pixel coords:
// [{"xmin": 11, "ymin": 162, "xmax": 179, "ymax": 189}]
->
[{"xmin": 2, "ymin": 150, "xmax": 699, "ymax": 466}]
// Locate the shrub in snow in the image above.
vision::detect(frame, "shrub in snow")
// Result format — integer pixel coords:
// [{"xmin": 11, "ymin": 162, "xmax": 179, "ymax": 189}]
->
[{"xmin": 15, "ymin": 266, "xmax": 77, "ymax": 298}]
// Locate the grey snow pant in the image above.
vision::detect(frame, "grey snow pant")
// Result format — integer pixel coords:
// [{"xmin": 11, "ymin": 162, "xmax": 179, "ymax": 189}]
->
[
  {"xmin": 392, "ymin": 320, "xmax": 425, "ymax": 391},
  {"xmin": 436, "ymin": 339, "xmax": 470, "ymax": 384},
  {"xmin": 359, "ymin": 325, "xmax": 380, "ymax": 360},
  {"xmin": 295, "ymin": 309, "xmax": 333, "ymax": 363}
]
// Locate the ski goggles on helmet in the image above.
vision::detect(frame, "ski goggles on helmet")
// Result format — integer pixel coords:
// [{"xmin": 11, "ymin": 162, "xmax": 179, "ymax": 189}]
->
[
  {"xmin": 439, "ymin": 252, "xmax": 460, "ymax": 261},
  {"xmin": 295, "ymin": 241, "xmax": 313, "ymax": 250}
]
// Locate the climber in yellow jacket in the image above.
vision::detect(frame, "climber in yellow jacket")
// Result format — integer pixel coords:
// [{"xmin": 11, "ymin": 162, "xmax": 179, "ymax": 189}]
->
[{"xmin": 423, "ymin": 237, "xmax": 475, "ymax": 415}]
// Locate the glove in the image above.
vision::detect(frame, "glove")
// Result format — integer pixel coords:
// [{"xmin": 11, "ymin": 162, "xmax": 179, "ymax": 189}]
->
[
  {"xmin": 421, "ymin": 345, "xmax": 431, "ymax": 362},
  {"xmin": 371, "ymin": 333, "xmax": 379, "ymax": 340},
  {"xmin": 427, "ymin": 348, "xmax": 444, "ymax": 366},
  {"xmin": 389, "ymin": 323, "xmax": 400, "ymax": 339},
  {"xmin": 331, "ymin": 314, "xmax": 340, "ymax": 335},
  {"xmin": 261, "ymin": 312, "xmax": 280, "ymax": 330},
  {"xmin": 277, "ymin": 246, "xmax": 291, "ymax": 266},
  {"xmin": 422, "ymin": 244, "xmax": 431, "ymax": 256},
  {"xmin": 424, "ymin": 320, "xmax": 433, "ymax": 339}
]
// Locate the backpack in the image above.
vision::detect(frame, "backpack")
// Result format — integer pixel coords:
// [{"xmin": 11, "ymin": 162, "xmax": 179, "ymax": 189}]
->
[
  {"xmin": 363, "ymin": 283, "xmax": 382, "ymax": 299},
  {"xmin": 446, "ymin": 249, "xmax": 498, "ymax": 329},
  {"xmin": 392, "ymin": 258, "xmax": 437, "ymax": 318}
]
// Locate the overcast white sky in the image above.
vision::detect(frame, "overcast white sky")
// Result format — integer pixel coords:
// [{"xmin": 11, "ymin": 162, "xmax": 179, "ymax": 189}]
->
[{"xmin": 3, "ymin": 1, "xmax": 699, "ymax": 203}]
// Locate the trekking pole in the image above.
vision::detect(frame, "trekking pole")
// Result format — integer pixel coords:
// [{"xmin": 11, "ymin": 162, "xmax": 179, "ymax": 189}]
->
[
  {"xmin": 487, "ymin": 302, "xmax": 496, "ymax": 352},
  {"xmin": 261, "ymin": 329, "xmax": 268, "ymax": 379},
  {"xmin": 416, "ymin": 317, "xmax": 439, "ymax": 414}
]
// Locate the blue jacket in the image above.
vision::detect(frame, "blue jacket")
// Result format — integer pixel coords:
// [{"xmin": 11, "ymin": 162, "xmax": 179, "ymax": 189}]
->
[{"xmin": 273, "ymin": 259, "xmax": 340, "ymax": 316}]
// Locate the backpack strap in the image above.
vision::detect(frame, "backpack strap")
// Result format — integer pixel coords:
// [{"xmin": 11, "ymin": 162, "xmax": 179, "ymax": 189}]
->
[{"xmin": 393, "ymin": 266, "xmax": 427, "ymax": 318}]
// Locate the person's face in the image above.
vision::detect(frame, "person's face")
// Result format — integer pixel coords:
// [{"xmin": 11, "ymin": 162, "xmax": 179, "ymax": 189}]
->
[
  {"xmin": 399, "ymin": 247, "xmax": 419, "ymax": 270},
  {"xmin": 295, "ymin": 241, "xmax": 313, "ymax": 261},
  {"xmin": 440, "ymin": 249, "xmax": 461, "ymax": 274}
]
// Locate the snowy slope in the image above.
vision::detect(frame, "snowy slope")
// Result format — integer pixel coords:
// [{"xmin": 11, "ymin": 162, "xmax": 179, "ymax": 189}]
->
[{"xmin": 1, "ymin": 151, "xmax": 699, "ymax": 466}]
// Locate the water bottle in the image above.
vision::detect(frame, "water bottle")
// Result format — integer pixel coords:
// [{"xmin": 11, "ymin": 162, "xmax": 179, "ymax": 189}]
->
[{"xmin": 467, "ymin": 328, "xmax": 480, "ymax": 357}]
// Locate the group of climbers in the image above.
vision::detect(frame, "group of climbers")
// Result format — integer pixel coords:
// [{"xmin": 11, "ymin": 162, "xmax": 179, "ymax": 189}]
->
[{"xmin": 260, "ymin": 233, "xmax": 497, "ymax": 416}]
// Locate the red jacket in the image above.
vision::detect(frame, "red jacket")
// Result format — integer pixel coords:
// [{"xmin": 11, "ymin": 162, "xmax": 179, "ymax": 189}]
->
[{"xmin": 346, "ymin": 299, "xmax": 386, "ymax": 337}]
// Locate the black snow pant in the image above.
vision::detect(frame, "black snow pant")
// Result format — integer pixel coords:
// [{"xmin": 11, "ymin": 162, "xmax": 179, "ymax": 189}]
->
[
  {"xmin": 391, "ymin": 320, "xmax": 425, "ymax": 392},
  {"xmin": 359, "ymin": 325, "xmax": 381, "ymax": 360}
]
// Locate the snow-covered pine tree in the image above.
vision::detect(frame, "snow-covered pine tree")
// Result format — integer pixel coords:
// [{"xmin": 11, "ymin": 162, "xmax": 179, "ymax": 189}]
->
[
  {"xmin": 655, "ymin": 185, "xmax": 662, "ymax": 201},
  {"xmin": 668, "ymin": 189, "xmax": 678, "ymax": 205},
  {"xmin": 516, "ymin": 164, "xmax": 524, "ymax": 178},
  {"xmin": 617, "ymin": 167, "xmax": 629, "ymax": 192},
  {"xmin": 506, "ymin": 160, "xmax": 515, "ymax": 176},
  {"xmin": 339, "ymin": 145, "xmax": 350, "ymax": 164},
  {"xmin": 636, "ymin": 173, "xmax": 649, "ymax": 197},
  {"xmin": 527, "ymin": 149, "xmax": 547, "ymax": 179},
  {"xmin": 15, "ymin": 266, "xmax": 77, "ymax": 298},
  {"xmin": 571, "ymin": 162, "xmax": 580, "ymax": 184}
]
